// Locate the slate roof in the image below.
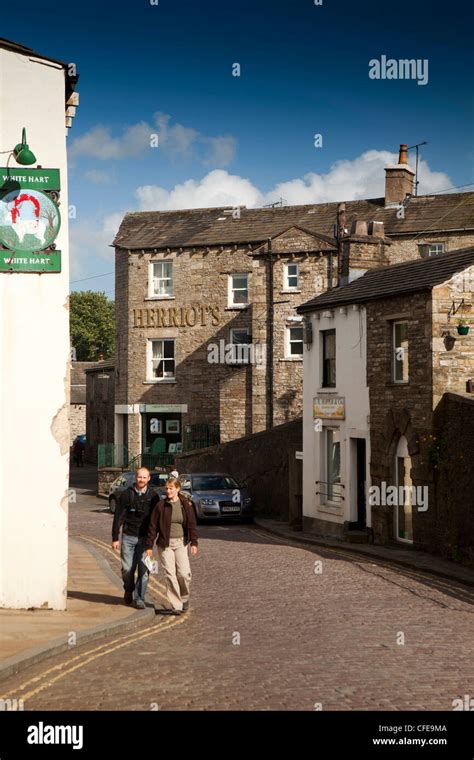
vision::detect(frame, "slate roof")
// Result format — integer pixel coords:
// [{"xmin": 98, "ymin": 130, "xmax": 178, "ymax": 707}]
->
[
  {"xmin": 297, "ymin": 246, "xmax": 474, "ymax": 313},
  {"xmin": 113, "ymin": 192, "xmax": 474, "ymax": 250}
]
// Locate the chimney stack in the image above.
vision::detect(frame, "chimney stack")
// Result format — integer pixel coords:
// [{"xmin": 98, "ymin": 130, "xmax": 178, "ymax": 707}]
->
[{"xmin": 384, "ymin": 143, "xmax": 415, "ymax": 206}]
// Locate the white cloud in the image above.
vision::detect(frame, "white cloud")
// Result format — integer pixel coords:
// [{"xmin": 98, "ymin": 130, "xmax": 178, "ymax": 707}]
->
[
  {"xmin": 135, "ymin": 169, "xmax": 261, "ymax": 210},
  {"xmin": 134, "ymin": 150, "xmax": 454, "ymax": 210},
  {"xmin": 84, "ymin": 169, "xmax": 115, "ymax": 185},
  {"xmin": 69, "ymin": 113, "xmax": 237, "ymax": 168},
  {"xmin": 69, "ymin": 211, "xmax": 122, "ymax": 284},
  {"xmin": 69, "ymin": 149, "xmax": 454, "ymax": 287}
]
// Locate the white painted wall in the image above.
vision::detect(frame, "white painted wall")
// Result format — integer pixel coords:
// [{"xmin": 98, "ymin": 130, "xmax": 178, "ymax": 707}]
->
[
  {"xmin": 302, "ymin": 304, "xmax": 371, "ymax": 530},
  {"xmin": 0, "ymin": 49, "xmax": 70, "ymax": 609}
]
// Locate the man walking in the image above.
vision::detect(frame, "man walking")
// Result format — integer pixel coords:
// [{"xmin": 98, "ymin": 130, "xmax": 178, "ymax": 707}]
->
[{"xmin": 112, "ymin": 467, "xmax": 159, "ymax": 609}]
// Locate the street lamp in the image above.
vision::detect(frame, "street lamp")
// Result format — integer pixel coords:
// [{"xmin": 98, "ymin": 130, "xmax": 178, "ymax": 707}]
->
[{"xmin": 13, "ymin": 128, "xmax": 37, "ymax": 166}]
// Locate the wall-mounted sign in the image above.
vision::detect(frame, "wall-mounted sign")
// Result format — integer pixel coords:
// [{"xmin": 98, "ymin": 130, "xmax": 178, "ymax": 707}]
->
[
  {"xmin": 141, "ymin": 404, "xmax": 188, "ymax": 413},
  {"xmin": 0, "ymin": 250, "xmax": 61, "ymax": 273},
  {"xmin": 132, "ymin": 305, "xmax": 220, "ymax": 328},
  {"xmin": 0, "ymin": 168, "xmax": 61, "ymax": 273},
  {"xmin": 313, "ymin": 396, "xmax": 345, "ymax": 420}
]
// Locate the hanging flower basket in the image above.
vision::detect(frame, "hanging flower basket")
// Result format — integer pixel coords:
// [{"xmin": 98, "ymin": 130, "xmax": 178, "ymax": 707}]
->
[{"xmin": 457, "ymin": 324, "xmax": 470, "ymax": 335}]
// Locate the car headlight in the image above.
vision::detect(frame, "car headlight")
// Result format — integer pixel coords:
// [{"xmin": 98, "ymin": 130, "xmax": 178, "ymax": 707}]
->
[
  {"xmin": 244, "ymin": 497, "xmax": 251, "ymax": 504},
  {"xmin": 200, "ymin": 498, "xmax": 217, "ymax": 506}
]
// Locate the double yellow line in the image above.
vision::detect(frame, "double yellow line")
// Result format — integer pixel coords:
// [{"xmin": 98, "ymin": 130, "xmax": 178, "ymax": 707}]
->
[
  {"xmin": 80, "ymin": 535, "xmax": 169, "ymax": 604},
  {"xmin": 0, "ymin": 537, "xmax": 190, "ymax": 705}
]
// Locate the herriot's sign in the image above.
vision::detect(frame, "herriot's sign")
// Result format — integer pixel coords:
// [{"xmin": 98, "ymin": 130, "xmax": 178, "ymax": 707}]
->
[{"xmin": 132, "ymin": 305, "xmax": 220, "ymax": 328}]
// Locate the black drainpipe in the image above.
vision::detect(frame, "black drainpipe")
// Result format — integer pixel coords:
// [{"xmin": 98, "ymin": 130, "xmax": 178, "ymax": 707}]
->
[{"xmin": 267, "ymin": 237, "xmax": 273, "ymax": 429}]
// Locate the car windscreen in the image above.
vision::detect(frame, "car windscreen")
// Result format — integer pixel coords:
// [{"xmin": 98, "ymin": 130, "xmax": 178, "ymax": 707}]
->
[
  {"xmin": 150, "ymin": 473, "xmax": 168, "ymax": 487},
  {"xmin": 192, "ymin": 475, "xmax": 240, "ymax": 491}
]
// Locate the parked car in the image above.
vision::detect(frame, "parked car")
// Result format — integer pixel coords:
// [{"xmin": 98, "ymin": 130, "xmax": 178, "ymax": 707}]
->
[
  {"xmin": 178, "ymin": 473, "xmax": 253, "ymax": 523},
  {"xmin": 108, "ymin": 470, "xmax": 169, "ymax": 514}
]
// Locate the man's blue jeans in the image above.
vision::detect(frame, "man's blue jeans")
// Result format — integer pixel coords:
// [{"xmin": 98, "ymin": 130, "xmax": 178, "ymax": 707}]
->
[{"xmin": 121, "ymin": 534, "xmax": 149, "ymax": 601}]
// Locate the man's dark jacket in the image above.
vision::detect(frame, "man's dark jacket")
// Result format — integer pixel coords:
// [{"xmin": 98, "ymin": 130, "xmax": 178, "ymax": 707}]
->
[
  {"xmin": 112, "ymin": 486, "xmax": 160, "ymax": 542},
  {"xmin": 145, "ymin": 493, "xmax": 199, "ymax": 549}
]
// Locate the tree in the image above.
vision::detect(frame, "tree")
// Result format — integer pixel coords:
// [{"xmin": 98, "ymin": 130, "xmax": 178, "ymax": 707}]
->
[{"xmin": 70, "ymin": 291, "xmax": 115, "ymax": 361}]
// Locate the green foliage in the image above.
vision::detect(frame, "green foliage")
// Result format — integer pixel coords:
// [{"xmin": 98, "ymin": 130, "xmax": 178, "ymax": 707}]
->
[{"xmin": 70, "ymin": 290, "xmax": 115, "ymax": 361}]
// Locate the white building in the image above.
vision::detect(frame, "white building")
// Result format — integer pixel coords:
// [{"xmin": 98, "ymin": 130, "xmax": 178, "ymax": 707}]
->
[
  {"xmin": 0, "ymin": 39, "xmax": 78, "ymax": 609},
  {"xmin": 298, "ymin": 301, "xmax": 371, "ymax": 538}
]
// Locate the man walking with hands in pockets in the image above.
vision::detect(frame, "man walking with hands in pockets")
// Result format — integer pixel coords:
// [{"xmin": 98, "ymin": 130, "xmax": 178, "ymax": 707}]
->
[
  {"xmin": 145, "ymin": 476, "xmax": 198, "ymax": 615},
  {"xmin": 112, "ymin": 467, "xmax": 159, "ymax": 609}
]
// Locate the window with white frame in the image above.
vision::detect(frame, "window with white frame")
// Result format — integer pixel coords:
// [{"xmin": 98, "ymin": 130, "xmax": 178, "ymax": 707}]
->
[
  {"xmin": 428, "ymin": 243, "xmax": 445, "ymax": 257},
  {"xmin": 229, "ymin": 328, "xmax": 251, "ymax": 363},
  {"xmin": 149, "ymin": 339, "xmax": 175, "ymax": 380},
  {"xmin": 286, "ymin": 325, "xmax": 303, "ymax": 357},
  {"xmin": 326, "ymin": 428, "xmax": 342, "ymax": 502},
  {"xmin": 150, "ymin": 261, "xmax": 173, "ymax": 297},
  {"xmin": 392, "ymin": 321, "xmax": 409, "ymax": 383},
  {"xmin": 284, "ymin": 262, "xmax": 299, "ymax": 290},
  {"xmin": 228, "ymin": 273, "xmax": 249, "ymax": 307}
]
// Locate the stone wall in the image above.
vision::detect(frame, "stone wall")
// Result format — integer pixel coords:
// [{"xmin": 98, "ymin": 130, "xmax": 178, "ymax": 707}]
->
[
  {"xmin": 176, "ymin": 417, "xmax": 303, "ymax": 520},
  {"xmin": 366, "ymin": 291, "xmax": 435, "ymax": 546},
  {"xmin": 432, "ymin": 265, "xmax": 474, "ymax": 406},
  {"xmin": 85, "ymin": 366, "xmax": 116, "ymax": 464},
  {"xmin": 387, "ymin": 232, "xmax": 474, "ymax": 266},
  {"xmin": 69, "ymin": 404, "xmax": 86, "ymax": 443},
  {"xmin": 432, "ymin": 393, "xmax": 474, "ymax": 566}
]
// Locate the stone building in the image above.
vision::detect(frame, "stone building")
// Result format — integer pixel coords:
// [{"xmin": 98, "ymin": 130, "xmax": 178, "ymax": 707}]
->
[
  {"xmin": 69, "ymin": 362, "xmax": 92, "ymax": 442},
  {"xmin": 112, "ymin": 146, "xmax": 474, "ymax": 462},
  {"xmin": 85, "ymin": 360, "xmax": 115, "ymax": 464},
  {"xmin": 298, "ymin": 247, "xmax": 474, "ymax": 561}
]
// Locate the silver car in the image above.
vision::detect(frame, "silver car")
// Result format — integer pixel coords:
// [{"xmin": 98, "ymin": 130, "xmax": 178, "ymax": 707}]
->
[
  {"xmin": 108, "ymin": 470, "xmax": 169, "ymax": 513},
  {"xmin": 179, "ymin": 473, "xmax": 253, "ymax": 523}
]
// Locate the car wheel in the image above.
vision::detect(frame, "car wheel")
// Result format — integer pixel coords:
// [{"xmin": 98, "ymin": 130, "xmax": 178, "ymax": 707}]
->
[{"xmin": 109, "ymin": 496, "xmax": 117, "ymax": 514}]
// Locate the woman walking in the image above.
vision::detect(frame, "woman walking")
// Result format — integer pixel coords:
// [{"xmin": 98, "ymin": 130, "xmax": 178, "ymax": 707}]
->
[{"xmin": 145, "ymin": 476, "xmax": 198, "ymax": 615}]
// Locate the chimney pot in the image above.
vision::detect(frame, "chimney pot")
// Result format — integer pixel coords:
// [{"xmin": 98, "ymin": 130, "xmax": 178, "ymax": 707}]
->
[
  {"xmin": 350, "ymin": 220, "xmax": 368, "ymax": 236},
  {"xmin": 398, "ymin": 144, "xmax": 408, "ymax": 165},
  {"xmin": 368, "ymin": 221, "xmax": 385, "ymax": 237}
]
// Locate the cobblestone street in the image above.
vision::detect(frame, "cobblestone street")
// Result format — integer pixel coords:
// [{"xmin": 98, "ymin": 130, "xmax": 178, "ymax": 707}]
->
[{"xmin": 0, "ymin": 468, "xmax": 472, "ymax": 712}]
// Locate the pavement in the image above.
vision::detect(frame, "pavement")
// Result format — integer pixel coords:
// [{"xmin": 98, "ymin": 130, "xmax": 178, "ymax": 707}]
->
[
  {"xmin": 0, "ymin": 536, "xmax": 154, "ymax": 682},
  {"xmin": 254, "ymin": 518, "xmax": 474, "ymax": 587}
]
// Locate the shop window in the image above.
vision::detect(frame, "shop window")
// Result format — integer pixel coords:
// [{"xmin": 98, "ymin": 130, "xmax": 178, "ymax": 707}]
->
[{"xmin": 326, "ymin": 428, "xmax": 342, "ymax": 502}]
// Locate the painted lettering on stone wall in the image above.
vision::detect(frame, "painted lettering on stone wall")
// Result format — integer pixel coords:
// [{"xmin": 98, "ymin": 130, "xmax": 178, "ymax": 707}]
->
[{"xmin": 132, "ymin": 305, "xmax": 220, "ymax": 328}]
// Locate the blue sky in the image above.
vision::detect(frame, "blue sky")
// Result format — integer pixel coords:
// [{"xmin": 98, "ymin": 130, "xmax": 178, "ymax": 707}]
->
[{"xmin": 3, "ymin": 0, "xmax": 473, "ymax": 297}]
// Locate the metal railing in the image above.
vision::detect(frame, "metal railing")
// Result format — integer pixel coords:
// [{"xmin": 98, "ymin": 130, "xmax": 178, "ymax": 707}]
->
[
  {"xmin": 315, "ymin": 480, "xmax": 345, "ymax": 502},
  {"xmin": 126, "ymin": 452, "xmax": 174, "ymax": 471},
  {"xmin": 183, "ymin": 423, "xmax": 220, "ymax": 451},
  {"xmin": 97, "ymin": 443, "xmax": 129, "ymax": 469}
]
